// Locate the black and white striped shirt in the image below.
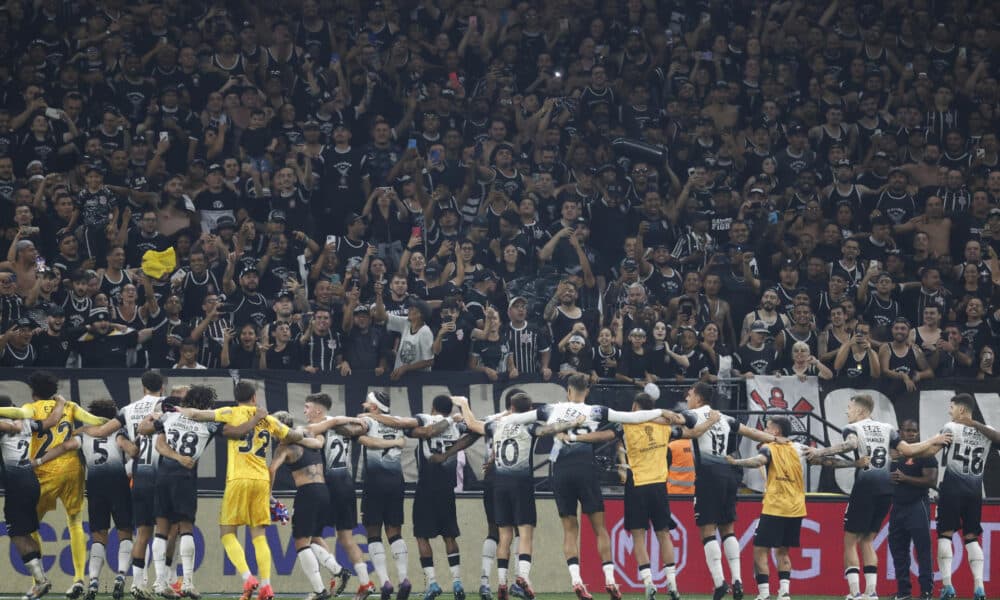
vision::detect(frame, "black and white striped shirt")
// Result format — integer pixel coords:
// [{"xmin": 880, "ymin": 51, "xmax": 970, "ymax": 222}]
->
[
  {"xmin": 0, "ymin": 294, "xmax": 21, "ymax": 331},
  {"xmin": 503, "ymin": 322, "xmax": 551, "ymax": 374},
  {"xmin": 190, "ymin": 316, "xmax": 231, "ymax": 368},
  {"xmin": 300, "ymin": 330, "xmax": 342, "ymax": 371}
]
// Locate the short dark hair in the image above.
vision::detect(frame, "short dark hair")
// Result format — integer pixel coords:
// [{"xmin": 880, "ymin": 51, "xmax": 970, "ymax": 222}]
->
[
  {"xmin": 951, "ymin": 393, "xmax": 976, "ymax": 414},
  {"xmin": 510, "ymin": 392, "xmax": 532, "ymax": 413},
  {"xmin": 306, "ymin": 393, "xmax": 332, "ymax": 410},
  {"xmin": 769, "ymin": 416, "xmax": 792, "ymax": 437},
  {"xmin": 691, "ymin": 382, "xmax": 716, "ymax": 406},
  {"xmin": 186, "ymin": 385, "xmax": 218, "ymax": 410},
  {"xmin": 431, "ymin": 394, "xmax": 453, "ymax": 415},
  {"xmin": 567, "ymin": 373, "xmax": 589, "ymax": 393},
  {"xmin": 29, "ymin": 371, "xmax": 59, "ymax": 399},
  {"xmin": 141, "ymin": 371, "xmax": 164, "ymax": 393},
  {"xmin": 504, "ymin": 387, "xmax": 525, "ymax": 410},
  {"xmin": 87, "ymin": 398, "xmax": 119, "ymax": 419},
  {"xmin": 234, "ymin": 381, "xmax": 257, "ymax": 404},
  {"xmin": 633, "ymin": 392, "xmax": 654, "ymax": 410}
]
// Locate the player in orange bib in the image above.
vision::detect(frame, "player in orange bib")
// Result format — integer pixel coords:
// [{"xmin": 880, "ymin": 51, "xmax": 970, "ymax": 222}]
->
[
  {"xmin": 178, "ymin": 381, "xmax": 317, "ymax": 600},
  {"xmin": 0, "ymin": 371, "xmax": 109, "ymax": 598}
]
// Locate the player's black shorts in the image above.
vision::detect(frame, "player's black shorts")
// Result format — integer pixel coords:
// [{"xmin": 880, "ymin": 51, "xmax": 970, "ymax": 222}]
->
[
  {"xmin": 88, "ymin": 473, "xmax": 133, "ymax": 531},
  {"xmin": 483, "ymin": 473, "xmax": 496, "ymax": 524},
  {"xmin": 624, "ymin": 482, "xmax": 674, "ymax": 532},
  {"xmin": 494, "ymin": 476, "xmax": 536, "ymax": 527},
  {"xmin": 936, "ymin": 491, "xmax": 983, "ymax": 536},
  {"xmin": 154, "ymin": 471, "xmax": 198, "ymax": 523},
  {"xmin": 325, "ymin": 473, "xmax": 357, "ymax": 531},
  {"xmin": 694, "ymin": 466, "xmax": 737, "ymax": 526},
  {"xmin": 552, "ymin": 465, "xmax": 604, "ymax": 517},
  {"xmin": 845, "ymin": 492, "xmax": 892, "ymax": 534},
  {"xmin": 4, "ymin": 468, "xmax": 40, "ymax": 536},
  {"xmin": 293, "ymin": 483, "xmax": 330, "ymax": 539},
  {"xmin": 361, "ymin": 476, "xmax": 405, "ymax": 528},
  {"xmin": 131, "ymin": 475, "xmax": 157, "ymax": 528},
  {"xmin": 754, "ymin": 514, "xmax": 803, "ymax": 548},
  {"xmin": 412, "ymin": 485, "xmax": 459, "ymax": 539}
]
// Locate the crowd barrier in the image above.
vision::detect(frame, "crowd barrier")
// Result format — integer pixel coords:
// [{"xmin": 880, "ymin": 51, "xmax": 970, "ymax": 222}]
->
[{"xmin": 2, "ymin": 497, "xmax": 997, "ymax": 595}]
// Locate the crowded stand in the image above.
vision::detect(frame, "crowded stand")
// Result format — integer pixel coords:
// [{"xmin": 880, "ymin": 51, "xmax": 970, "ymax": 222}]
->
[{"xmin": 0, "ymin": 0, "xmax": 995, "ymax": 387}]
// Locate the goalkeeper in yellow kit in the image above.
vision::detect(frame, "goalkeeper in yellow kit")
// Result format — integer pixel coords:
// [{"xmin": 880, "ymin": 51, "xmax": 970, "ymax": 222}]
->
[
  {"xmin": 178, "ymin": 380, "xmax": 318, "ymax": 600},
  {"xmin": 0, "ymin": 371, "xmax": 109, "ymax": 598}
]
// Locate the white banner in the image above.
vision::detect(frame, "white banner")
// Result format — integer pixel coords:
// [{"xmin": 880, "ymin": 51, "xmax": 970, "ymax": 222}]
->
[{"xmin": 742, "ymin": 375, "xmax": 824, "ymax": 492}]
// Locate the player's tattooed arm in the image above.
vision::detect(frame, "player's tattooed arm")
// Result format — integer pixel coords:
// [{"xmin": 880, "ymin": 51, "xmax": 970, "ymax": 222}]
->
[
  {"xmin": 155, "ymin": 433, "xmax": 194, "ymax": 469},
  {"xmin": 358, "ymin": 434, "xmax": 406, "ymax": 449},
  {"xmin": 269, "ymin": 444, "xmax": 291, "ymax": 488},
  {"xmin": 410, "ymin": 417, "xmax": 452, "ymax": 439},
  {"xmin": 428, "ymin": 432, "xmax": 480, "ymax": 463},
  {"xmin": 367, "ymin": 413, "xmax": 421, "ymax": 430},
  {"xmin": 953, "ymin": 415, "xmax": 1000, "ymax": 443},
  {"xmin": 536, "ymin": 414, "xmax": 586, "ymax": 437},
  {"xmin": 809, "ymin": 456, "xmax": 863, "ymax": 468},
  {"xmin": 726, "ymin": 453, "xmax": 769, "ymax": 468},
  {"xmin": 304, "ymin": 416, "xmax": 365, "ymax": 437},
  {"xmin": 680, "ymin": 410, "xmax": 721, "ymax": 439},
  {"xmin": 807, "ymin": 432, "xmax": 859, "ymax": 458},
  {"xmin": 738, "ymin": 422, "xmax": 783, "ymax": 445}
]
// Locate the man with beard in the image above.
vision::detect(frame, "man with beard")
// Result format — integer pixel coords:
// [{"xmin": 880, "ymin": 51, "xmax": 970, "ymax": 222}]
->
[
  {"xmin": 958, "ymin": 298, "xmax": 993, "ymax": 355},
  {"xmin": 878, "ymin": 318, "xmax": 933, "ymax": 396},
  {"xmin": 645, "ymin": 243, "xmax": 684, "ymax": 306},
  {"xmin": 874, "ymin": 168, "xmax": 916, "ymax": 225},
  {"xmin": 176, "ymin": 249, "xmax": 223, "ymax": 320},
  {"xmin": 774, "ymin": 304, "xmax": 819, "ymax": 371},
  {"xmin": 125, "ymin": 210, "xmax": 171, "ymax": 269},
  {"xmin": 299, "ymin": 308, "xmax": 343, "ymax": 373},
  {"xmin": 226, "ymin": 265, "xmax": 275, "ymax": 329},
  {"xmin": 70, "ymin": 308, "xmax": 154, "ymax": 367},
  {"xmin": 545, "ymin": 279, "xmax": 600, "ymax": 363},
  {"xmin": 32, "ymin": 305, "xmax": 71, "ymax": 367},
  {"xmin": 739, "ymin": 289, "xmax": 789, "ymax": 347},
  {"xmin": 194, "ymin": 163, "xmax": 240, "ymax": 234},
  {"xmin": 898, "ymin": 266, "xmax": 952, "ymax": 326}
]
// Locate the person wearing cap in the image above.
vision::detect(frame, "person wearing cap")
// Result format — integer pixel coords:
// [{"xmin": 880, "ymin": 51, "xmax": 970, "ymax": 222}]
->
[
  {"xmin": 224, "ymin": 263, "xmax": 276, "ymax": 329},
  {"xmin": 504, "ymin": 296, "xmax": 552, "ymax": 380},
  {"xmin": 194, "ymin": 160, "xmax": 240, "ymax": 234},
  {"xmin": 372, "ymin": 290, "xmax": 433, "ymax": 379},
  {"xmin": 341, "ymin": 289, "xmax": 391, "ymax": 377},
  {"xmin": 733, "ymin": 320, "xmax": 779, "ymax": 377},
  {"xmin": 69, "ymin": 307, "xmax": 154, "ymax": 368},
  {"xmin": 0, "ymin": 317, "xmax": 38, "ymax": 367},
  {"xmin": 77, "ymin": 160, "xmax": 120, "ymax": 266}
]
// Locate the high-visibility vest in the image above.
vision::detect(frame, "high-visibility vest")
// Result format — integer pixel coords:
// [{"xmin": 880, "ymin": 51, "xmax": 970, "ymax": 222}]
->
[{"xmin": 666, "ymin": 438, "xmax": 696, "ymax": 494}]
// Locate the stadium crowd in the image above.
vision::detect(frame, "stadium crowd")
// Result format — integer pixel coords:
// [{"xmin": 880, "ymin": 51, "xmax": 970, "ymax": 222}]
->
[{"xmin": 0, "ymin": 0, "xmax": 997, "ymax": 391}]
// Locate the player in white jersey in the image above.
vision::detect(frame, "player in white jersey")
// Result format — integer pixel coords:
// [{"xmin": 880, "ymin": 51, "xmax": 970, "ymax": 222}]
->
[
  {"xmin": 807, "ymin": 394, "xmax": 949, "ymax": 600},
  {"xmin": 34, "ymin": 399, "xmax": 134, "ymax": 600},
  {"xmin": 531, "ymin": 375, "xmax": 678, "ymax": 600},
  {"xmin": 450, "ymin": 393, "xmax": 585, "ymax": 600},
  {"xmin": 934, "ymin": 394, "xmax": 999, "ymax": 600},
  {"xmin": 150, "ymin": 386, "xmax": 246, "ymax": 599},
  {"xmin": 303, "ymin": 393, "xmax": 388, "ymax": 600},
  {"xmin": 365, "ymin": 395, "xmax": 468, "ymax": 600},
  {"xmin": 80, "ymin": 371, "xmax": 168, "ymax": 600},
  {"xmin": 353, "ymin": 392, "xmax": 423, "ymax": 600},
  {"xmin": 682, "ymin": 382, "xmax": 781, "ymax": 600},
  {"xmin": 0, "ymin": 394, "xmax": 65, "ymax": 600}
]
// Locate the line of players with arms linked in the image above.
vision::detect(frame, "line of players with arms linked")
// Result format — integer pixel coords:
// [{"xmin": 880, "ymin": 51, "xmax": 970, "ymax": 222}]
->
[{"xmin": 0, "ymin": 372, "xmax": 996, "ymax": 600}]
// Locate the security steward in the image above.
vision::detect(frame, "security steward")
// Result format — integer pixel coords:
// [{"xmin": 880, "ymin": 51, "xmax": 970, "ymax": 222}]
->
[{"xmin": 888, "ymin": 419, "xmax": 937, "ymax": 600}]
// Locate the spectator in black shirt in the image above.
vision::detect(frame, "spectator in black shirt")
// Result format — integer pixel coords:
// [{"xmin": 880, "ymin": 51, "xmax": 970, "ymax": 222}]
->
[
  {"xmin": 261, "ymin": 321, "xmax": 300, "ymax": 370},
  {"xmin": 31, "ymin": 305, "xmax": 70, "ymax": 368},
  {"xmin": 340, "ymin": 294, "xmax": 390, "ymax": 377},
  {"xmin": 431, "ymin": 297, "xmax": 473, "ymax": 371},
  {"xmin": 0, "ymin": 318, "xmax": 37, "ymax": 367},
  {"xmin": 220, "ymin": 323, "xmax": 262, "ymax": 369},
  {"xmin": 616, "ymin": 327, "xmax": 656, "ymax": 389},
  {"xmin": 125, "ymin": 209, "xmax": 170, "ymax": 268}
]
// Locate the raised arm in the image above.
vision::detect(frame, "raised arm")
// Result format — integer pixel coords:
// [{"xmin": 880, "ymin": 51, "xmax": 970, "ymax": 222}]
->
[{"xmin": 680, "ymin": 410, "xmax": 721, "ymax": 439}]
